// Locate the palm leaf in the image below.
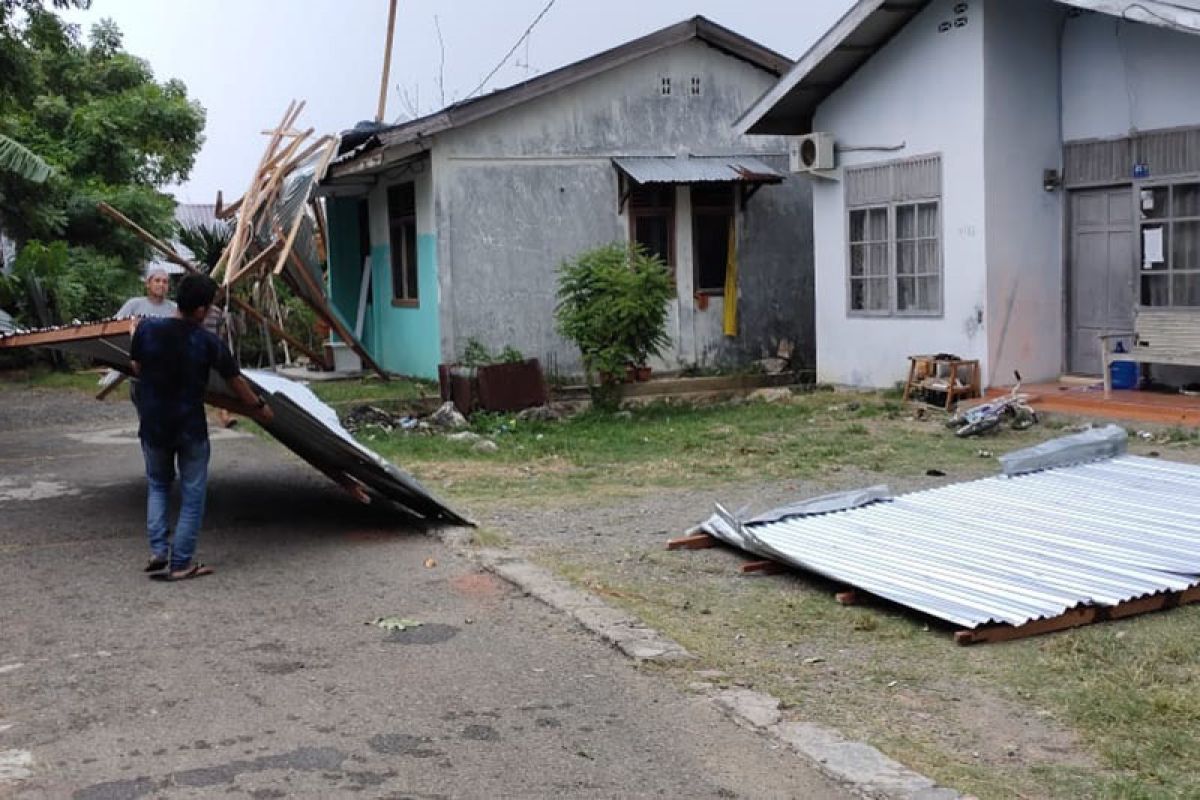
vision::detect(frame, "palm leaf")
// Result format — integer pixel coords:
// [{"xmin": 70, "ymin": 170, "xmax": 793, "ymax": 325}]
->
[{"xmin": 0, "ymin": 134, "xmax": 52, "ymax": 183}]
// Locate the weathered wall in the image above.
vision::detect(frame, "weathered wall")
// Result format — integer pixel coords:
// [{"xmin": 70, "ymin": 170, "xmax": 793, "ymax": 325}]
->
[
  {"xmin": 432, "ymin": 38, "xmax": 813, "ymax": 376},
  {"xmin": 983, "ymin": 0, "xmax": 1066, "ymax": 385},
  {"xmin": 1062, "ymin": 10, "xmax": 1200, "ymax": 141},
  {"xmin": 811, "ymin": 0, "xmax": 987, "ymax": 388}
]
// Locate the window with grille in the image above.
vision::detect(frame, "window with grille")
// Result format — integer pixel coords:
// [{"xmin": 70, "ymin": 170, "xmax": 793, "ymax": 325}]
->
[
  {"xmin": 659, "ymin": 76, "xmax": 672, "ymax": 96},
  {"xmin": 689, "ymin": 76, "xmax": 702, "ymax": 96},
  {"xmin": 387, "ymin": 183, "xmax": 419, "ymax": 306},
  {"xmin": 629, "ymin": 184, "xmax": 675, "ymax": 277},
  {"xmin": 845, "ymin": 155, "xmax": 942, "ymax": 316},
  {"xmin": 1139, "ymin": 182, "xmax": 1200, "ymax": 307}
]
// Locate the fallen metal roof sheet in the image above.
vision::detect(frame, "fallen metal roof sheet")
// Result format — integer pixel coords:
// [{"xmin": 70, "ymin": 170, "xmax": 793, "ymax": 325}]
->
[
  {"xmin": 700, "ymin": 455, "xmax": 1200, "ymax": 631},
  {"xmin": 612, "ymin": 155, "xmax": 784, "ymax": 184},
  {"xmin": 0, "ymin": 320, "xmax": 469, "ymax": 526}
]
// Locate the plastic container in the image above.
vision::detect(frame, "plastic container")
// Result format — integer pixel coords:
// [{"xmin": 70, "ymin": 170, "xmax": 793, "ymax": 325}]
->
[{"xmin": 1109, "ymin": 341, "xmax": 1138, "ymax": 390}]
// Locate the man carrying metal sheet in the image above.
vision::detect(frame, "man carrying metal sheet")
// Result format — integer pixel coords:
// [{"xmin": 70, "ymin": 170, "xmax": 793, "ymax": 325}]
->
[{"xmin": 130, "ymin": 273, "xmax": 273, "ymax": 581}]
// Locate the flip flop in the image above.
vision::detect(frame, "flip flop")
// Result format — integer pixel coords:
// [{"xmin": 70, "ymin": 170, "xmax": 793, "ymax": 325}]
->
[
  {"xmin": 143, "ymin": 557, "xmax": 168, "ymax": 573},
  {"xmin": 151, "ymin": 563, "xmax": 214, "ymax": 582}
]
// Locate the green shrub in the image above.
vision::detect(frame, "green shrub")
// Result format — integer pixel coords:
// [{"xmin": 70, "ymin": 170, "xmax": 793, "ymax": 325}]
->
[{"xmin": 555, "ymin": 243, "xmax": 672, "ymax": 383}]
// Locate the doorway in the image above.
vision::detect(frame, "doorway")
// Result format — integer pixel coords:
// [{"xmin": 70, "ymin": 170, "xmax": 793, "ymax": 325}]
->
[{"xmin": 1068, "ymin": 187, "xmax": 1134, "ymax": 375}]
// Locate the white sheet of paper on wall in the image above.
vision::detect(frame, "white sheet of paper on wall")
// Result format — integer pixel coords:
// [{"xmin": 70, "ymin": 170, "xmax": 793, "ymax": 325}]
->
[
  {"xmin": 1141, "ymin": 189, "xmax": 1155, "ymax": 212},
  {"xmin": 1143, "ymin": 226, "xmax": 1164, "ymax": 266}
]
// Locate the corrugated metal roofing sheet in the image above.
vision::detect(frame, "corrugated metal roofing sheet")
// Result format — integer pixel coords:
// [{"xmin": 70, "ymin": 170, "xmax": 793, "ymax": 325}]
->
[
  {"xmin": 0, "ymin": 320, "xmax": 469, "ymax": 526},
  {"xmin": 612, "ymin": 155, "xmax": 784, "ymax": 184},
  {"xmin": 702, "ymin": 455, "xmax": 1200, "ymax": 629}
]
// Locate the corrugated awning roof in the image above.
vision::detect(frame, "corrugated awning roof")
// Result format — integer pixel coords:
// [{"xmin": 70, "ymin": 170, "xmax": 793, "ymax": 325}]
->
[
  {"xmin": 612, "ymin": 155, "xmax": 784, "ymax": 184},
  {"xmin": 737, "ymin": 0, "xmax": 1200, "ymax": 136}
]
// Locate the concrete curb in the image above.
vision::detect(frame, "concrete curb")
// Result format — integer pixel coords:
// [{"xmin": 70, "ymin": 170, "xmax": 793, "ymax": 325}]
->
[
  {"xmin": 437, "ymin": 531, "xmax": 961, "ymax": 800},
  {"xmin": 473, "ymin": 548, "xmax": 692, "ymax": 663}
]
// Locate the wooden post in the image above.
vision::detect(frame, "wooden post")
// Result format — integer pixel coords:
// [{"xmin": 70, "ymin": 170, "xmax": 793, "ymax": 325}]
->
[
  {"xmin": 285, "ymin": 247, "xmax": 389, "ymax": 381},
  {"xmin": 377, "ymin": 0, "xmax": 398, "ymax": 123}
]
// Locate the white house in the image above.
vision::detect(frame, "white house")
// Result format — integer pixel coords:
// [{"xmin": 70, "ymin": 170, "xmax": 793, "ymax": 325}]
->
[{"xmin": 737, "ymin": 0, "xmax": 1200, "ymax": 388}]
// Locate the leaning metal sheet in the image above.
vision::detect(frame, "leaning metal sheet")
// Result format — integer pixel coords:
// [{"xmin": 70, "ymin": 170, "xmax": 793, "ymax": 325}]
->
[
  {"xmin": 0, "ymin": 320, "xmax": 468, "ymax": 525},
  {"xmin": 720, "ymin": 456, "xmax": 1200, "ymax": 629}
]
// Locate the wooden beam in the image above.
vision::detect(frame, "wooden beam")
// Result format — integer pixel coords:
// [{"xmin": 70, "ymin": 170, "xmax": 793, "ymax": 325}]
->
[
  {"xmin": 284, "ymin": 247, "xmax": 388, "ymax": 380},
  {"xmin": 95, "ymin": 372, "xmax": 127, "ymax": 400},
  {"xmin": 835, "ymin": 590, "xmax": 860, "ymax": 606},
  {"xmin": 955, "ymin": 586, "xmax": 1200, "ymax": 645},
  {"xmin": 666, "ymin": 532, "xmax": 719, "ymax": 551},
  {"xmin": 377, "ymin": 0, "xmax": 398, "ymax": 123},
  {"xmin": 0, "ymin": 318, "xmax": 136, "ymax": 349},
  {"xmin": 95, "ymin": 201, "xmax": 331, "ymax": 370},
  {"xmin": 740, "ymin": 559, "xmax": 784, "ymax": 575}
]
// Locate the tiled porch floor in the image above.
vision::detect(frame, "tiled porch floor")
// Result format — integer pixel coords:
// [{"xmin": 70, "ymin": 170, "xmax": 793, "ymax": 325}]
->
[{"xmin": 985, "ymin": 380, "xmax": 1200, "ymax": 427}]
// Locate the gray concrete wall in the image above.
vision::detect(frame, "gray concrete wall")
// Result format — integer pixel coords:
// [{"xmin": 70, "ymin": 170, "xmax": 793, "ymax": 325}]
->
[{"xmin": 429, "ymin": 38, "xmax": 813, "ymax": 377}]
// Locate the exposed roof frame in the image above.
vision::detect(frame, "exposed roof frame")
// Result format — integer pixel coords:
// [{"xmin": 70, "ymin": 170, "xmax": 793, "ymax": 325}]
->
[{"xmin": 328, "ymin": 15, "xmax": 792, "ymax": 180}]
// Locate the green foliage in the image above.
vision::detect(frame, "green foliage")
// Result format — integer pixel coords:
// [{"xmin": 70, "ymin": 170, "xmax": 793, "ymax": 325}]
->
[
  {"xmin": 555, "ymin": 243, "xmax": 673, "ymax": 386},
  {"xmin": 0, "ymin": 132, "xmax": 50, "ymax": 181},
  {"xmin": 0, "ymin": 238, "xmax": 137, "ymax": 326},
  {"xmin": 0, "ymin": 5, "xmax": 204, "ymax": 332},
  {"xmin": 459, "ymin": 336, "xmax": 525, "ymax": 367},
  {"xmin": 177, "ymin": 222, "xmax": 231, "ymax": 271}
]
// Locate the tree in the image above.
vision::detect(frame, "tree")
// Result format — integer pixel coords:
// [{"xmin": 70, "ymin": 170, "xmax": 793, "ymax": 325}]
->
[
  {"xmin": 0, "ymin": 133, "xmax": 51, "ymax": 182},
  {"xmin": 0, "ymin": 5, "xmax": 205, "ymax": 326}
]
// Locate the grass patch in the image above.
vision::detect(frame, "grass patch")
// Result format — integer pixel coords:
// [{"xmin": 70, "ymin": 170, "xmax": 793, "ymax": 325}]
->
[
  {"xmin": 307, "ymin": 375, "xmax": 435, "ymax": 405},
  {"xmin": 365, "ymin": 393, "xmax": 1063, "ymax": 506},
  {"xmin": 0, "ymin": 366, "xmax": 111, "ymax": 394}
]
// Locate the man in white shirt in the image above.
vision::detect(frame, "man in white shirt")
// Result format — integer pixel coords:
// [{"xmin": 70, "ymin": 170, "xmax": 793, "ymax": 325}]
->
[{"xmin": 116, "ymin": 265, "xmax": 176, "ymax": 319}]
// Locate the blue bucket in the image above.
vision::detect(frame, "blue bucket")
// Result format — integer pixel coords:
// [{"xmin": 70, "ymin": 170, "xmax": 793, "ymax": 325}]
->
[{"xmin": 1109, "ymin": 359, "xmax": 1138, "ymax": 390}]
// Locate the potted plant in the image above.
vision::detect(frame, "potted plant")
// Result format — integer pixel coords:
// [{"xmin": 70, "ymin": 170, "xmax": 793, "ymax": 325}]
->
[
  {"xmin": 438, "ymin": 338, "xmax": 548, "ymax": 414},
  {"xmin": 556, "ymin": 243, "xmax": 672, "ymax": 402}
]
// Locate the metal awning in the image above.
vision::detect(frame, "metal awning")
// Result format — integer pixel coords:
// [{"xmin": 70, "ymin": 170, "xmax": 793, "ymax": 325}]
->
[{"xmin": 612, "ymin": 155, "xmax": 784, "ymax": 185}]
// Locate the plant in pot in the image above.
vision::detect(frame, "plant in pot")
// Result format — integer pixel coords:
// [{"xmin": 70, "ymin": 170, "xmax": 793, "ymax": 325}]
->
[{"xmin": 556, "ymin": 243, "xmax": 672, "ymax": 405}]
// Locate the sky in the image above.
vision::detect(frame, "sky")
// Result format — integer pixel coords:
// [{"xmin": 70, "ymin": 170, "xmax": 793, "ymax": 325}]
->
[{"xmin": 61, "ymin": 0, "xmax": 855, "ymax": 203}]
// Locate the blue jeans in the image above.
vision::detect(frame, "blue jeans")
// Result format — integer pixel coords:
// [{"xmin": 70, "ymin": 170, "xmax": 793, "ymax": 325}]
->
[{"xmin": 141, "ymin": 436, "xmax": 211, "ymax": 571}]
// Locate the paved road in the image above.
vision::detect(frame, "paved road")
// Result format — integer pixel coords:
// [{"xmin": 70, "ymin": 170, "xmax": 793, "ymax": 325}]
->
[{"xmin": 0, "ymin": 389, "xmax": 848, "ymax": 799}]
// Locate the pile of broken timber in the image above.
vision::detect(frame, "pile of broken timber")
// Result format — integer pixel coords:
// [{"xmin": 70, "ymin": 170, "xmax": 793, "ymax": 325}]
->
[
  {"xmin": 100, "ymin": 100, "xmax": 386, "ymax": 380},
  {"xmin": 213, "ymin": 100, "xmax": 385, "ymax": 380},
  {"xmin": 664, "ymin": 530, "xmax": 1200, "ymax": 646}
]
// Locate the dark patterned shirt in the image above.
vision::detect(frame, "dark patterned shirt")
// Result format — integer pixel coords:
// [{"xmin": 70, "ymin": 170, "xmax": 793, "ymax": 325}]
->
[{"xmin": 130, "ymin": 318, "xmax": 239, "ymax": 446}]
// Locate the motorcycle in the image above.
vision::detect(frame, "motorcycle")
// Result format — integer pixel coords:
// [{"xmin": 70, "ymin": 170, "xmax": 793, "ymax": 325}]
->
[{"xmin": 946, "ymin": 371, "xmax": 1038, "ymax": 437}]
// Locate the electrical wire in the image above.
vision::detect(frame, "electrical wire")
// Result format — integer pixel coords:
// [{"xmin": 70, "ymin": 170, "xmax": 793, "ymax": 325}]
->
[{"xmin": 464, "ymin": 0, "xmax": 558, "ymax": 100}]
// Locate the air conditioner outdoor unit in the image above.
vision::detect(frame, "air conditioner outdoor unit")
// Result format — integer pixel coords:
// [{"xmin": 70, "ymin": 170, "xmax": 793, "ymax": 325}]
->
[{"xmin": 789, "ymin": 132, "xmax": 836, "ymax": 172}]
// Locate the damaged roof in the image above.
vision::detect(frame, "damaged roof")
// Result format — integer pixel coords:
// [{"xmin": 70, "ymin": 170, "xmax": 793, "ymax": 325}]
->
[
  {"xmin": 737, "ymin": 0, "xmax": 1200, "ymax": 136},
  {"xmin": 0, "ymin": 320, "xmax": 470, "ymax": 526},
  {"xmin": 697, "ymin": 432, "xmax": 1200, "ymax": 643},
  {"xmin": 328, "ymin": 16, "xmax": 793, "ymax": 182}
]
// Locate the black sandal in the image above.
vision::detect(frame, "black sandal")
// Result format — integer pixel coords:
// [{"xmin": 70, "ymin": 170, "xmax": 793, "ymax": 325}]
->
[
  {"xmin": 144, "ymin": 557, "xmax": 168, "ymax": 573},
  {"xmin": 150, "ymin": 563, "xmax": 214, "ymax": 582}
]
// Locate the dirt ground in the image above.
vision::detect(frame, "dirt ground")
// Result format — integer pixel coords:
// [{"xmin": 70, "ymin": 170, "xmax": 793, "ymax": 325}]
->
[{"xmin": 459, "ymin": 434, "xmax": 1200, "ymax": 800}]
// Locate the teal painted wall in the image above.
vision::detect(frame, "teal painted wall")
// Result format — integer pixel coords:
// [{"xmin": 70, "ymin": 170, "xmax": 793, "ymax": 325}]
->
[{"xmin": 369, "ymin": 232, "xmax": 440, "ymax": 379}]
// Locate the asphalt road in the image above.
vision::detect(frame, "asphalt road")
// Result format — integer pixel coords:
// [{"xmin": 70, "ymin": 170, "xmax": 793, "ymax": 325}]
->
[{"xmin": 0, "ymin": 389, "xmax": 848, "ymax": 799}]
